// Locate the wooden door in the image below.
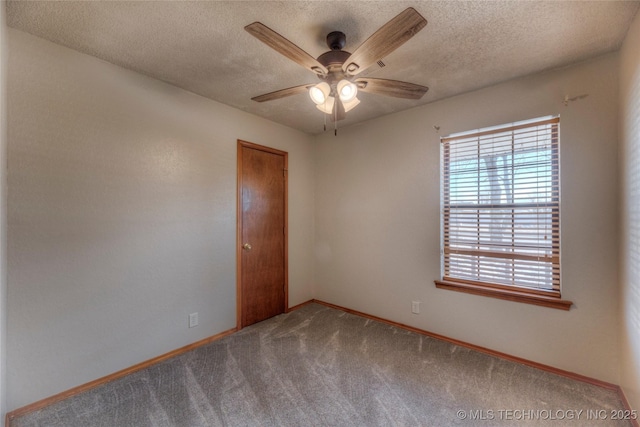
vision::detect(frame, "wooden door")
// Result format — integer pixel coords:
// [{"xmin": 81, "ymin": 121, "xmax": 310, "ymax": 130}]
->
[{"xmin": 237, "ymin": 140, "xmax": 287, "ymax": 328}]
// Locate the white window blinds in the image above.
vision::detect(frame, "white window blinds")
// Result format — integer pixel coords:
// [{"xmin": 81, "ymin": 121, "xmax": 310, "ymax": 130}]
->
[{"xmin": 441, "ymin": 117, "xmax": 560, "ymax": 295}]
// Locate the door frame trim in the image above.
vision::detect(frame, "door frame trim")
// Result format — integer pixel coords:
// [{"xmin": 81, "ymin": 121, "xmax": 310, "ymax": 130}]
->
[{"xmin": 236, "ymin": 140, "xmax": 288, "ymax": 330}]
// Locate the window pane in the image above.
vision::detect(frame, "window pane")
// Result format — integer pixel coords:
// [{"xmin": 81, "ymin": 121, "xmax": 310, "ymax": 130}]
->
[{"xmin": 441, "ymin": 117, "xmax": 560, "ymax": 293}]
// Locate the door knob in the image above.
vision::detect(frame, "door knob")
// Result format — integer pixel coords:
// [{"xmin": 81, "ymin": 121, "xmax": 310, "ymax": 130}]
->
[{"xmin": 243, "ymin": 243, "xmax": 252, "ymax": 250}]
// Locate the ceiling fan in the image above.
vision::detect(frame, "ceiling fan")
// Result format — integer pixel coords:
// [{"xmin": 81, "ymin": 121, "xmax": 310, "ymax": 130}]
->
[{"xmin": 245, "ymin": 7, "xmax": 429, "ymax": 125}]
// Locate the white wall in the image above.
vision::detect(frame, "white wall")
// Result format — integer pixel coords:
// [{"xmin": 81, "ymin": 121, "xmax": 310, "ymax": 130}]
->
[
  {"xmin": 315, "ymin": 53, "xmax": 620, "ymax": 384},
  {"xmin": 6, "ymin": 29, "xmax": 315, "ymax": 411},
  {"xmin": 1, "ymin": 1, "xmax": 8, "ymax": 424},
  {"xmin": 620, "ymin": 10, "xmax": 640, "ymax": 411}
]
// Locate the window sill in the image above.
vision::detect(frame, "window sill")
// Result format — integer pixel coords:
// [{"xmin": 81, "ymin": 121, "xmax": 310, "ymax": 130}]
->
[{"xmin": 434, "ymin": 280, "xmax": 573, "ymax": 311}]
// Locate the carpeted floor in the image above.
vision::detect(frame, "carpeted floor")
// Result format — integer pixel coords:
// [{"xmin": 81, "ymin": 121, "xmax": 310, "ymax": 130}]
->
[{"xmin": 11, "ymin": 303, "xmax": 633, "ymax": 426}]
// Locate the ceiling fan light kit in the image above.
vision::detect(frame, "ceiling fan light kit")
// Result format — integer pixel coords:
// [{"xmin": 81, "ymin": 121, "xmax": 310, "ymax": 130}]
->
[
  {"xmin": 337, "ymin": 80, "xmax": 357, "ymax": 102},
  {"xmin": 315, "ymin": 93, "xmax": 335, "ymax": 115},
  {"xmin": 341, "ymin": 96, "xmax": 360, "ymax": 113},
  {"xmin": 309, "ymin": 79, "xmax": 359, "ymax": 117},
  {"xmin": 309, "ymin": 82, "xmax": 331, "ymax": 105},
  {"xmin": 245, "ymin": 7, "xmax": 429, "ymax": 133}
]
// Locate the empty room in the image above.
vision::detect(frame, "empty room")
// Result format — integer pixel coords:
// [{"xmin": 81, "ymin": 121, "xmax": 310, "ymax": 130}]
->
[{"xmin": 1, "ymin": 1, "xmax": 640, "ymax": 426}]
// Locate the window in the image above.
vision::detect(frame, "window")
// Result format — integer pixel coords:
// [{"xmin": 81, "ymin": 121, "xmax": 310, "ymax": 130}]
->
[{"xmin": 435, "ymin": 116, "xmax": 572, "ymax": 310}]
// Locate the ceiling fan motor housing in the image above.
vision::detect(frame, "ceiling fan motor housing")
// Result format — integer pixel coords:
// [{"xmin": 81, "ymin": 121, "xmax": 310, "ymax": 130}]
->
[
  {"xmin": 317, "ymin": 50, "xmax": 351, "ymax": 84},
  {"xmin": 326, "ymin": 31, "xmax": 346, "ymax": 50}
]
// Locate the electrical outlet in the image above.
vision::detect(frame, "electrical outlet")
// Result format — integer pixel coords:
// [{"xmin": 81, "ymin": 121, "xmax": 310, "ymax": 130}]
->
[
  {"xmin": 189, "ymin": 312, "xmax": 198, "ymax": 328},
  {"xmin": 412, "ymin": 301, "xmax": 420, "ymax": 314}
]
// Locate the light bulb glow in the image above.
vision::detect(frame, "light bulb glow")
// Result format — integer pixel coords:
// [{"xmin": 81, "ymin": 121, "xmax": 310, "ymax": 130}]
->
[
  {"xmin": 309, "ymin": 87, "xmax": 325, "ymax": 104},
  {"xmin": 340, "ymin": 84, "xmax": 354, "ymax": 99},
  {"xmin": 337, "ymin": 80, "xmax": 357, "ymax": 102},
  {"xmin": 309, "ymin": 82, "xmax": 330, "ymax": 105}
]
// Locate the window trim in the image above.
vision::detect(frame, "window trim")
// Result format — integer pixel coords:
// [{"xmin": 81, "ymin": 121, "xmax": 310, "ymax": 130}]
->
[
  {"xmin": 434, "ymin": 280, "xmax": 572, "ymax": 310},
  {"xmin": 436, "ymin": 116, "xmax": 572, "ymax": 310}
]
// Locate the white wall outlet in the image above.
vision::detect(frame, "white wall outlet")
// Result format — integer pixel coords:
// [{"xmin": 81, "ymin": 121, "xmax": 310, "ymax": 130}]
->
[
  {"xmin": 189, "ymin": 312, "xmax": 198, "ymax": 328},
  {"xmin": 412, "ymin": 301, "xmax": 420, "ymax": 314}
]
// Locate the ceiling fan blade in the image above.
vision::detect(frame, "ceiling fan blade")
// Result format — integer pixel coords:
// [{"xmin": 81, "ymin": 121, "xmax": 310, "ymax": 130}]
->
[
  {"xmin": 245, "ymin": 22, "xmax": 328, "ymax": 76},
  {"xmin": 342, "ymin": 7, "xmax": 427, "ymax": 76},
  {"xmin": 355, "ymin": 78, "xmax": 428, "ymax": 99},
  {"xmin": 251, "ymin": 84, "xmax": 315, "ymax": 102}
]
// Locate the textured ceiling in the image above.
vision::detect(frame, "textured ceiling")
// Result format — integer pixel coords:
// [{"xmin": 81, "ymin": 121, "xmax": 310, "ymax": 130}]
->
[{"xmin": 6, "ymin": 1, "xmax": 640, "ymax": 135}]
